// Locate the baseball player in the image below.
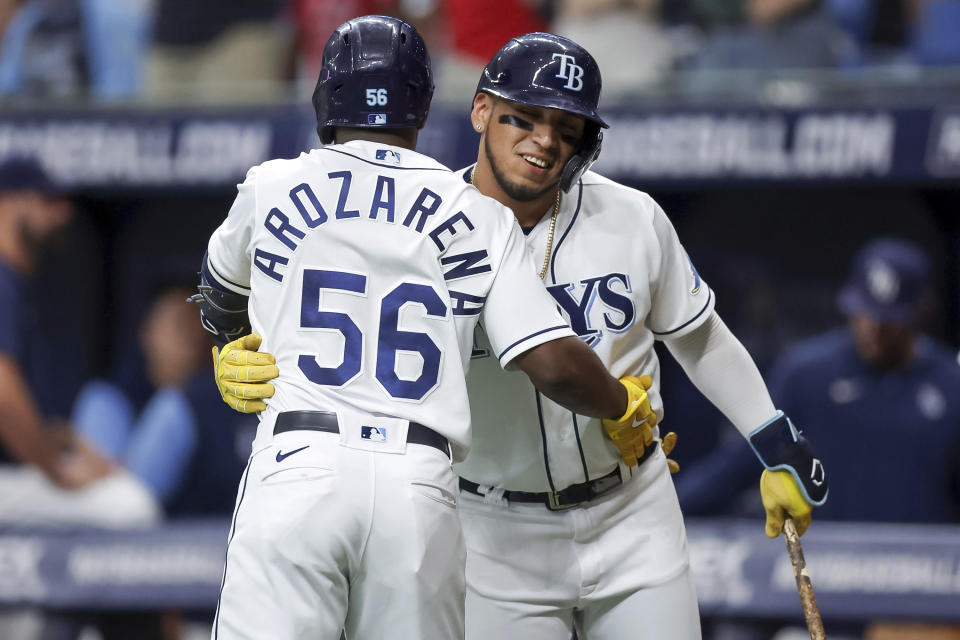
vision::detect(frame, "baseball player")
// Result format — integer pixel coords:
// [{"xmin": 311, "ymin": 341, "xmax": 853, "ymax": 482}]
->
[
  {"xmin": 210, "ymin": 31, "xmax": 829, "ymax": 640},
  {"xmin": 193, "ymin": 17, "xmax": 658, "ymax": 640},
  {"xmin": 452, "ymin": 34, "xmax": 828, "ymax": 639}
]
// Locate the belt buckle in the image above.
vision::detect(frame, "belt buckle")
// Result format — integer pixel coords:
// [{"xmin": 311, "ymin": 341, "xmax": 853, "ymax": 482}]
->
[{"xmin": 546, "ymin": 490, "xmax": 582, "ymax": 511}]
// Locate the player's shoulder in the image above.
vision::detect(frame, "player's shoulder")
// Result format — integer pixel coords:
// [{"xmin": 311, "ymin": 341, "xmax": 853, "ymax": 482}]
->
[{"xmin": 578, "ymin": 170, "xmax": 663, "ymax": 221}]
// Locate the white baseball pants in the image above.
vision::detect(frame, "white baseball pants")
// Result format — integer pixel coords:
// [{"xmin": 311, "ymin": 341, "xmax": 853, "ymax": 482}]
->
[
  {"xmin": 214, "ymin": 429, "xmax": 464, "ymax": 640},
  {"xmin": 458, "ymin": 450, "xmax": 702, "ymax": 640}
]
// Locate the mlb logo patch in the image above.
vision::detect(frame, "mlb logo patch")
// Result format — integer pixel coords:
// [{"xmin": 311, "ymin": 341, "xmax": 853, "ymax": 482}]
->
[
  {"xmin": 376, "ymin": 149, "xmax": 401, "ymax": 164},
  {"xmin": 361, "ymin": 426, "xmax": 387, "ymax": 442},
  {"xmin": 368, "ymin": 113, "xmax": 387, "ymax": 125}
]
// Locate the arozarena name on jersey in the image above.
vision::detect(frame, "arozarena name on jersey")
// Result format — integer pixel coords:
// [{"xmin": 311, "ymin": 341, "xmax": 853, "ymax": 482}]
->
[{"xmin": 250, "ymin": 170, "xmax": 492, "ymax": 314}]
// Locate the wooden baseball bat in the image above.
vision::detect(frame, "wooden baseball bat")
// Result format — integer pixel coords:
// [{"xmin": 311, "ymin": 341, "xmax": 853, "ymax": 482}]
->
[{"xmin": 783, "ymin": 517, "xmax": 826, "ymax": 640}]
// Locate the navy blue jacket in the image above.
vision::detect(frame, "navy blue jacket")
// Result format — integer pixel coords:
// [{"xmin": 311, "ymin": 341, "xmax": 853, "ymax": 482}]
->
[
  {"xmin": 766, "ymin": 329, "xmax": 960, "ymax": 523},
  {"xmin": 677, "ymin": 328, "xmax": 960, "ymax": 523}
]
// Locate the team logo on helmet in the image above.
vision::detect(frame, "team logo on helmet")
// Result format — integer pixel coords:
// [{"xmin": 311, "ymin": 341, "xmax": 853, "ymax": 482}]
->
[{"xmin": 552, "ymin": 54, "xmax": 584, "ymax": 91}]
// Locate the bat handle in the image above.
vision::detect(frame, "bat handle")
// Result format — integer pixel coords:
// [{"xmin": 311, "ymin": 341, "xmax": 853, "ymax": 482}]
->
[{"xmin": 783, "ymin": 518, "xmax": 827, "ymax": 640}]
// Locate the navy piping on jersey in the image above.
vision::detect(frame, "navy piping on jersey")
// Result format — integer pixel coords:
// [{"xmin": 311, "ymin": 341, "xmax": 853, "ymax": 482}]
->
[
  {"xmin": 213, "ymin": 456, "xmax": 252, "ymax": 639},
  {"xmin": 545, "ymin": 180, "xmax": 589, "ymax": 485},
  {"xmin": 534, "ymin": 389, "xmax": 558, "ymax": 494},
  {"xmin": 496, "ymin": 325, "xmax": 570, "ymax": 361},
  {"xmin": 571, "ymin": 413, "xmax": 591, "ymax": 483},
  {"xmin": 549, "ymin": 179, "xmax": 584, "ymax": 283},
  {"xmin": 320, "ymin": 146, "xmax": 451, "ymax": 172},
  {"xmin": 207, "ymin": 258, "xmax": 251, "ymax": 293},
  {"xmin": 652, "ymin": 289, "xmax": 714, "ymax": 336}
]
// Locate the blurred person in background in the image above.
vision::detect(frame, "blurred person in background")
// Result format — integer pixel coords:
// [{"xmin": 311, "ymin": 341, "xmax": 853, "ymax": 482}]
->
[
  {"xmin": 687, "ymin": 0, "xmax": 857, "ymax": 85},
  {"xmin": 0, "ymin": 0, "xmax": 89, "ymax": 99},
  {"xmin": 0, "ymin": 282, "xmax": 252, "ymax": 527},
  {"xmin": 767, "ymin": 237, "xmax": 960, "ymax": 523},
  {"xmin": 909, "ymin": 0, "xmax": 960, "ymax": 66},
  {"xmin": 551, "ymin": 0, "xmax": 677, "ymax": 96},
  {"xmin": 145, "ymin": 0, "xmax": 294, "ymax": 103},
  {"xmin": 444, "ymin": 0, "xmax": 548, "ymax": 64},
  {"xmin": 289, "ymin": 0, "xmax": 443, "ymax": 98},
  {"xmin": 0, "ymin": 156, "xmax": 109, "ymax": 490},
  {"xmin": 823, "ymin": 0, "xmax": 960, "ymax": 66},
  {"xmin": 70, "ymin": 282, "xmax": 251, "ymax": 519},
  {"xmin": 433, "ymin": 0, "xmax": 549, "ymax": 101},
  {"xmin": 290, "ymin": 0, "xmax": 400, "ymax": 95},
  {"xmin": 829, "ymin": 0, "xmax": 922, "ymax": 60}
]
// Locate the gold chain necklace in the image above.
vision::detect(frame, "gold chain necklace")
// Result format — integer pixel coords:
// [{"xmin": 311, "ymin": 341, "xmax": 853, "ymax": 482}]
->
[{"xmin": 471, "ymin": 166, "xmax": 560, "ymax": 280}]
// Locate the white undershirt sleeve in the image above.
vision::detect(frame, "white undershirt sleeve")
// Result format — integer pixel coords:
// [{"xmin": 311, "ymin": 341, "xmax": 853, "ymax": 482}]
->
[{"xmin": 662, "ymin": 310, "xmax": 777, "ymax": 437}]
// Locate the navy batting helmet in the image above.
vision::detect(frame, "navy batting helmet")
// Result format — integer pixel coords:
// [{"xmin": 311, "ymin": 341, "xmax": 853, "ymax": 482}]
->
[
  {"xmin": 477, "ymin": 33, "xmax": 607, "ymax": 192},
  {"xmin": 312, "ymin": 15, "xmax": 434, "ymax": 145}
]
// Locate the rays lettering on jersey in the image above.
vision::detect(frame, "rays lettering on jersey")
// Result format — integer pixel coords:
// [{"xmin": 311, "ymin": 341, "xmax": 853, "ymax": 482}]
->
[
  {"xmin": 248, "ymin": 170, "xmax": 491, "ymax": 291},
  {"xmin": 546, "ymin": 273, "xmax": 635, "ymax": 348}
]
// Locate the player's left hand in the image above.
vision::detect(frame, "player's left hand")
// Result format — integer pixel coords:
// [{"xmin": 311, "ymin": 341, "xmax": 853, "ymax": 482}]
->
[
  {"xmin": 213, "ymin": 334, "xmax": 278, "ymax": 413},
  {"xmin": 602, "ymin": 375, "xmax": 658, "ymax": 467},
  {"xmin": 760, "ymin": 468, "xmax": 813, "ymax": 538}
]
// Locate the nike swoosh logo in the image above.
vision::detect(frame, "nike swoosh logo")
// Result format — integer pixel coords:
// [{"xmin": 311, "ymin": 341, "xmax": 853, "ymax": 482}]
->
[
  {"xmin": 632, "ymin": 416, "xmax": 649, "ymax": 429},
  {"xmin": 276, "ymin": 445, "xmax": 310, "ymax": 462}
]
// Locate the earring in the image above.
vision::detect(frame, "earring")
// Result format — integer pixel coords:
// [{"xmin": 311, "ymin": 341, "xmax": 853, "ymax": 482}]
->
[{"xmin": 476, "ymin": 124, "xmax": 482, "ymax": 131}]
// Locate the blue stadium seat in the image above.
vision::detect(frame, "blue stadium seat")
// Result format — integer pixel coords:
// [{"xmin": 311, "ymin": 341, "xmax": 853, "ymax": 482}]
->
[{"xmin": 912, "ymin": 0, "xmax": 960, "ymax": 65}]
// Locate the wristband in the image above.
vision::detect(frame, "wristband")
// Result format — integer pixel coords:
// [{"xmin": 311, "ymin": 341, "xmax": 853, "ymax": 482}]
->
[{"xmin": 748, "ymin": 411, "xmax": 828, "ymax": 506}]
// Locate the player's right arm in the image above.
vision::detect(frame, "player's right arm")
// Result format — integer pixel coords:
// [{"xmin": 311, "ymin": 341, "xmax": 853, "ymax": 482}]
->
[
  {"xmin": 0, "ymin": 355, "xmax": 111, "ymax": 488},
  {"xmin": 646, "ymin": 198, "xmax": 826, "ymax": 536},
  {"xmin": 193, "ymin": 168, "xmax": 280, "ymax": 411},
  {"xmin": 509, "ymin": 336, "xmax": 626, "ymax": 419},
  {"xmin": 480, "ymin": 223, "xmax": 642, "ymax": 426},
  {"xmin": 193, "ymin": 167, "xmax": 257, "ymax": 346},
  {"xmin": 0, "ymin": 274, "xmax": 111, "ymax": 488},
  {"xmin": 0, "ymin": 355, "xmax": 62, "ymax": 471}
]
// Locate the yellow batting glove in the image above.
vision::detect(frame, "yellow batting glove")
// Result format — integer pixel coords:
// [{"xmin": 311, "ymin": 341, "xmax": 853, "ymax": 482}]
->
[
  {"xmin": 213, "ymin": 334, "xmax": 278, "ymax": 413},
  {"xmin": 760, "ymin": 469, "xmax": 813, "ymax": 538},
  {"xmin": 602, "ymin": 375, "xmax": 658, "ymax": 467},
  {"xmin": 661, "ymin": 431, "xmax": 680, "ymax": 474}
]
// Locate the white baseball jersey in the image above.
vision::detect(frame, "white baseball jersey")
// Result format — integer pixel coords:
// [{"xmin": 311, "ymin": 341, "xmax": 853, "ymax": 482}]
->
[
  {"xmin": 205, "ymin": 141, "xmax": 574, "ymax": 460},
  {"xmin": 456, "ymin": 169, "xmax": 715, "ymax": 491}
]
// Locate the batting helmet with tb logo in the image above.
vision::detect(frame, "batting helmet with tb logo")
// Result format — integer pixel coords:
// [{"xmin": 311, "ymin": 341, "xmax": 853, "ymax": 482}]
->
[{"xmin": 476, "ymin": 33, "xmax": 608, "ymax": 192}]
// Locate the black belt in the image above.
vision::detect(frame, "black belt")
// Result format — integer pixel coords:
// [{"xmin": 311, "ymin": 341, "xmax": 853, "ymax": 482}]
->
[
  {"xmin": 274, "ymin": 410, "xmax": 450, "ymax": 459},
  {"xmin": 459, "ymin": 441, "xmax": 659, "ymax": 511}
]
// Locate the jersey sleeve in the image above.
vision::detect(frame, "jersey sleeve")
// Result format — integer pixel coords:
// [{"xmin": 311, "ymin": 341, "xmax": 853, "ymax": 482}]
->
[
  {"xmin": 647, "ymin": 201, "xmax": 715, "ymax": 338},
  {"xmin": 206, "ymin": 167, "xmax": 258, "ymax": 295},
  {"xmin": 482, "ymin": 223, "xmax": 575, "ymax": 369}
]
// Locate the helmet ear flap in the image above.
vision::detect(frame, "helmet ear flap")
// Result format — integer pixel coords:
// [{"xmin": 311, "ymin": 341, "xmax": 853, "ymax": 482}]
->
[
  {"xmin": 560, "ymin": 126, "xmax": 602, "ymax": 192},
  {"xmin": 312, "ymin": 82, "xmax": 332, "ymax": 144}
]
